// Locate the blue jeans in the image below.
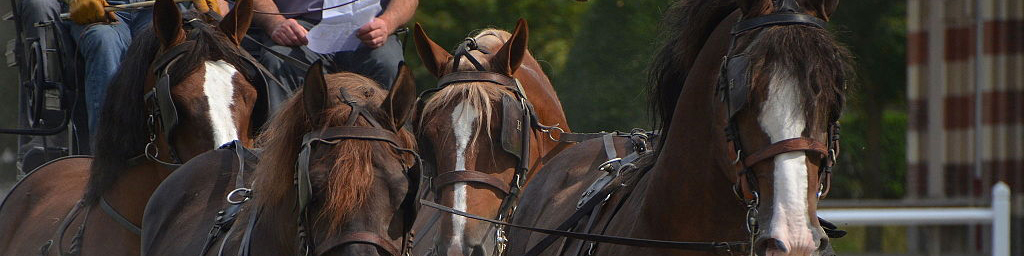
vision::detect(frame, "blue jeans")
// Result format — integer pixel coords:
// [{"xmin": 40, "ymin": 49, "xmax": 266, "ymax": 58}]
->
[{"xmin": 67, "ymin": 0, "xmax": 151, "ymax": 131}]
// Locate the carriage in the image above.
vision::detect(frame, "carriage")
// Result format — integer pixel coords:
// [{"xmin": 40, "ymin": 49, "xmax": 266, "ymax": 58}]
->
[{"xmin": 2, "ymin": 0, "xmax": 92, "ymax": 174}]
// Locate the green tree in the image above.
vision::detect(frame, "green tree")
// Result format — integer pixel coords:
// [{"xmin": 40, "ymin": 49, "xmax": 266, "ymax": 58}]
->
[{"xmin": 554, "ymin": 0, "xmax": 667, "ymax": 132}]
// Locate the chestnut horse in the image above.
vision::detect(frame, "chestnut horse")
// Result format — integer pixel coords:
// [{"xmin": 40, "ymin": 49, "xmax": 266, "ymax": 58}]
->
[
  {"xmin": 411, "ymin": 19, "xmax": 572, "ymax": 256},
  {"xmin": 0, "ymin": 0, "xmax": 273, "ymax": 255},
  {"xmin": 142, "ymin": 62, "xmax": 420, "ymax": 256},
  {"xmin": 508, "ymin": 0, "xmax": 851, "ymax": 255}
]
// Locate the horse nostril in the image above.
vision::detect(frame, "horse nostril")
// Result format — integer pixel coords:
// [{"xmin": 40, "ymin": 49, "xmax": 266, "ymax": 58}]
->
[{"xmin": 754, "ymin": 237, "xmax": 788, "ymax": 254}]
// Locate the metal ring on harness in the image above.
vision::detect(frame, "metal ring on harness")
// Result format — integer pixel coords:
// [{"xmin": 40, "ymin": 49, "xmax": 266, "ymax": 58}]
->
[
  {"xmin": 227, "ymin": 188, "xmax": 252, "ymax": 204},
  {"xmin": 541, "ymin": 125, "xmax": 565, "ymax": 142},
  {"xmin": 145, "ymin": 142, "xmax": 160, "ymax": 159},
  {"xmin": 597, "ymin": 158, "xmax": 622, "ymax": 172}
]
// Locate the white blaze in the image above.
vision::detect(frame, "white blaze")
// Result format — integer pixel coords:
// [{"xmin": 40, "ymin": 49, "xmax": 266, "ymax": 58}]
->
[
  {"xmin": 759, "ymin": 72, "xmax": 815, "ymax": 255},
  {"xmin": 450, "ymin": 100, "xmax": 478, "ymax": 250},
  {"xmin": 202, "ymin": 60, "xmax": 240, "ymax": 147}
]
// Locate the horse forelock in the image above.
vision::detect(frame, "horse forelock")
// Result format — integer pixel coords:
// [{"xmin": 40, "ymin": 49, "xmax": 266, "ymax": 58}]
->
[{"xmin": 253, "ymin": 73, "xmax": 415, "ymax": 233}]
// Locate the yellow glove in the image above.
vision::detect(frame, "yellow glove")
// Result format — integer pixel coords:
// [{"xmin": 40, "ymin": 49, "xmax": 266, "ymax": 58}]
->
[
  {"xmin": 192, "ymin": 0, "xmax": 222, "ymax": 15},
  {"xmin": 69, "ymin": 0, "xmax": 114, "ymax": 25}
]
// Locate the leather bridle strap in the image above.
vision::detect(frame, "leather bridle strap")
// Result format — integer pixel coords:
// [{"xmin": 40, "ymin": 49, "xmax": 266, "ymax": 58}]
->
[
  {"xmin": 731, "ymin": 13, "xmax": 827, "ymax": 35},
  {"xmin": 437, "ymin": 71, "xmax": 517, "ymax": 88},
  {"xmin": 432, "ymin": 170, "xmax": 512, "ymax": 196},
  {"xmin": 305, "ymin": 126, "xmax": 402, "ymax": 146},
  {"xmin": 742, "ymin": 137, "xmax": 827, "ymax": 166},
  {"xmin": 99, "ymin": 197, "xmax": 142, "ymax": 235},
  {"xmin": 314, "ymin": 231, "xmax": 401, "ymax": 256}
]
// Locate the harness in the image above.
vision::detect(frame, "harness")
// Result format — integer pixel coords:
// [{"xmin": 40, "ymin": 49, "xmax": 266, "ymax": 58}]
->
[{"xmin": 420, "ymin": 1, "xmax": 845, "ymax": 255}]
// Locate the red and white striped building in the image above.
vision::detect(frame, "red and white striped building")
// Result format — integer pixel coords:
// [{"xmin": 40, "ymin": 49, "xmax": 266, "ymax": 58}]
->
[{"xmin": 906, "ymin": 0, "xmax": 1021, "ymax": 254}]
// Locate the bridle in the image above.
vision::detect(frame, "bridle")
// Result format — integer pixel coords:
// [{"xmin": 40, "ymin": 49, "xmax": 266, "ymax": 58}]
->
[
  {"xmin": 416, "ymin": 37, "xmax": 558, "ymax": 255},
  {"xmin": 717, "ymin": 0, "xmax": 841, "ymax": 244},
  {"xmin": 292, "ymin": 87, "xmax": 420, "ymax": 256},
  {"xmin": 132, "ymin": 17, "xmax": 286, "ymax": 170}
]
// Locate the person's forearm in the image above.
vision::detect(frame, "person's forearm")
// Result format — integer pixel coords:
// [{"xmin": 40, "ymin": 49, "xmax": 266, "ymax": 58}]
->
[
  {"xmin": 252, "ymin": 0, "xmax": 286, "ymax": 31},
  {"xmin": 378, "ymin": 0, "xmax": 417, "ymax": 29}
]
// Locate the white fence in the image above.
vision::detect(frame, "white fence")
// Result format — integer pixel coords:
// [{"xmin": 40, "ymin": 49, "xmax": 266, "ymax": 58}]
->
[{"xmin": 818, "ymin": 182, "xmax": 1012, "ymax": 256}]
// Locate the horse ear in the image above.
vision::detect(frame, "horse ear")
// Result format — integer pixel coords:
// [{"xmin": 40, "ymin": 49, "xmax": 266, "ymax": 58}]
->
[
  {"xmin": 382, "ymin": 62, "xmax": 417, "ymax": 132},
  {"xmin": 153, "ymin": 0, "xmax": 185, "ymax": 48},
  {"xmin": 493, "ymin": 18, "xmax": 529, "ymax": 75},
  {"xmin": 303, "ymin": 61, "xmax": 329, "ymax": 124},
  {"xmin": 737, "ymin": 0, "xmax": 772, "ymax": 17},
  {"xmin": 219, "ymin": 0, "xmax": 254, "ymax": 45},
  {"xmin": 413, "ymin": 23, "xmax": 452, "ymax": 77},
  {"xmin": 812, "ymin": 0, "xmax": 840, "ymax": 21}
]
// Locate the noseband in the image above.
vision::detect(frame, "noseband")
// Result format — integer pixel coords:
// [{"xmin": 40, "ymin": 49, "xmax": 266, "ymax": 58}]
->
[
  {"xmin": 293, "ymin": 87, "xmax": 419, "ymax": 256},
  {"xmin": 716, "ymin": 0, "xmax": 841, "ymax": 238}
]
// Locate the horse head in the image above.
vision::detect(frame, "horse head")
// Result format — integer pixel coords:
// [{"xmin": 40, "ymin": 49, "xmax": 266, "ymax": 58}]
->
[{"xmin": 252, "ymin": 62, "xmax": 419, "ymax": 256}]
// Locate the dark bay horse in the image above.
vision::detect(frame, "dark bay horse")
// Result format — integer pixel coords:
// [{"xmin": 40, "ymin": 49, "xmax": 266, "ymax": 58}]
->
[
  {"xmin": 0, "ymin": 0, "xmax": 272, "ymax": 255},
  {"xmin": 411, "ymin": 19, "xmax": 573, "ymax": 256},
  {"xmin": 508, "ymin": 0, "xmax": 851, "ymax": 255},
  {"xmin": 142, "ymin": 62, "xmax": 420, "ymax": 256}
]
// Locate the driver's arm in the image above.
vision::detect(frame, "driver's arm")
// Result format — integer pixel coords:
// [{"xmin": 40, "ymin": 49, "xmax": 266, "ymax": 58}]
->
[{"xmin": 252, "ymin": 0, "xmax": 308, "ymax": 46}]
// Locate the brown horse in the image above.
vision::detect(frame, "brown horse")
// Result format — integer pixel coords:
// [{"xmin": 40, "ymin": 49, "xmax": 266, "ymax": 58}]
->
[
  {"xmin": 0, "ymin": 0, "xmax": 269, "ymax": 255},
  {"xmin": 508, "ymin": 0, "xmax": 851, "ymax": 255},
  {"xmin": 142, "ymin": 62, "xmax": 420, "ymax": 256},
  {"xmin": 411, "ymin": 19, "xmax": 573, "ymax": 256}
]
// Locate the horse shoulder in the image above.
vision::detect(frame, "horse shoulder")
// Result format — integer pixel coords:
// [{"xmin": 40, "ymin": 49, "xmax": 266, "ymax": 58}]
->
[
  {"xmin": 142, "ymin": 149, "xmax": 240, "ymax": 256},
  {"xmin": 0, "ymin": 156, "xmax": 92, "ymax": 256}
]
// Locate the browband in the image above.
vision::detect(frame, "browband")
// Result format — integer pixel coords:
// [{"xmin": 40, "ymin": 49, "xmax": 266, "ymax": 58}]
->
[
  {"xmin": 437, "ymin": 71, "xmax": 517, "ymax": 88},
  {"xmin": 731, "ymin": 13, "xmax": 827, "ymax": 35}
]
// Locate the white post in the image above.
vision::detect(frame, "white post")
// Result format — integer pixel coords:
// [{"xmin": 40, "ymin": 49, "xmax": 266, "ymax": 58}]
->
[{"xmin": 991, "ymin": 182, "xmax": 1010, "ymax": 256}]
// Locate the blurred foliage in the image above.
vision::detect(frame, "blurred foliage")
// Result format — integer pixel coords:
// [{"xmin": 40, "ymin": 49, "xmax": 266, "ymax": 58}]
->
[
  {"xmin": 832, "ymin": 109, "xmax": 908, "ymax": 198},
  {"xmin": 831, "ymin": 226, "xmax": 909, "ymax": 253}
]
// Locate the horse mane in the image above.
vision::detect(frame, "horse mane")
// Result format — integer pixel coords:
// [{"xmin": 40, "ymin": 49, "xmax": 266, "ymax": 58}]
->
[
  {"xmin": 418, "ymin": 29, "xmax": 514, "ymax": 147},
  {"xmin": 647, "ymin": 0, "xmax": 738, "ymax": 132},
  {"xmin": 252, "ymin": 73, "xmax": 416, "ymax": 233},
  {"xmin": 84, "ymin": 12, "xmax": 256, "ymax": 205}
]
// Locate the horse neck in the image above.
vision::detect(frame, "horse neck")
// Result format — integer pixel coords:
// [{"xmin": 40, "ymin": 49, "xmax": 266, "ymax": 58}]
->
[
  {"xmin": 101, "ymin": 163, "xmax": 173, "ymax": 230},
  {"xmin": 513, "ymin": 52, "xmax": 571, "ymax": 173},
  {"xmin": 635, "ymin": 17, "xmax": 748, "ymax": 242}
]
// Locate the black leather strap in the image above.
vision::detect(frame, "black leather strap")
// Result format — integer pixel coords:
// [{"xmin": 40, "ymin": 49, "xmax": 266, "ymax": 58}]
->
[
  {"xmin": 432, "ymin": 170, "xmax": 512, "ymax": 196},
  {"xmin": 99, "ymin": 197, "xmax": 141, "ymax": 236},
  {"xmin": 731, "ymin": 13, "xmax": 827, "ymax": 35},
  {"xmin": 437, "ymin": 71, "xmax": 517, "ymax": 88}
]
